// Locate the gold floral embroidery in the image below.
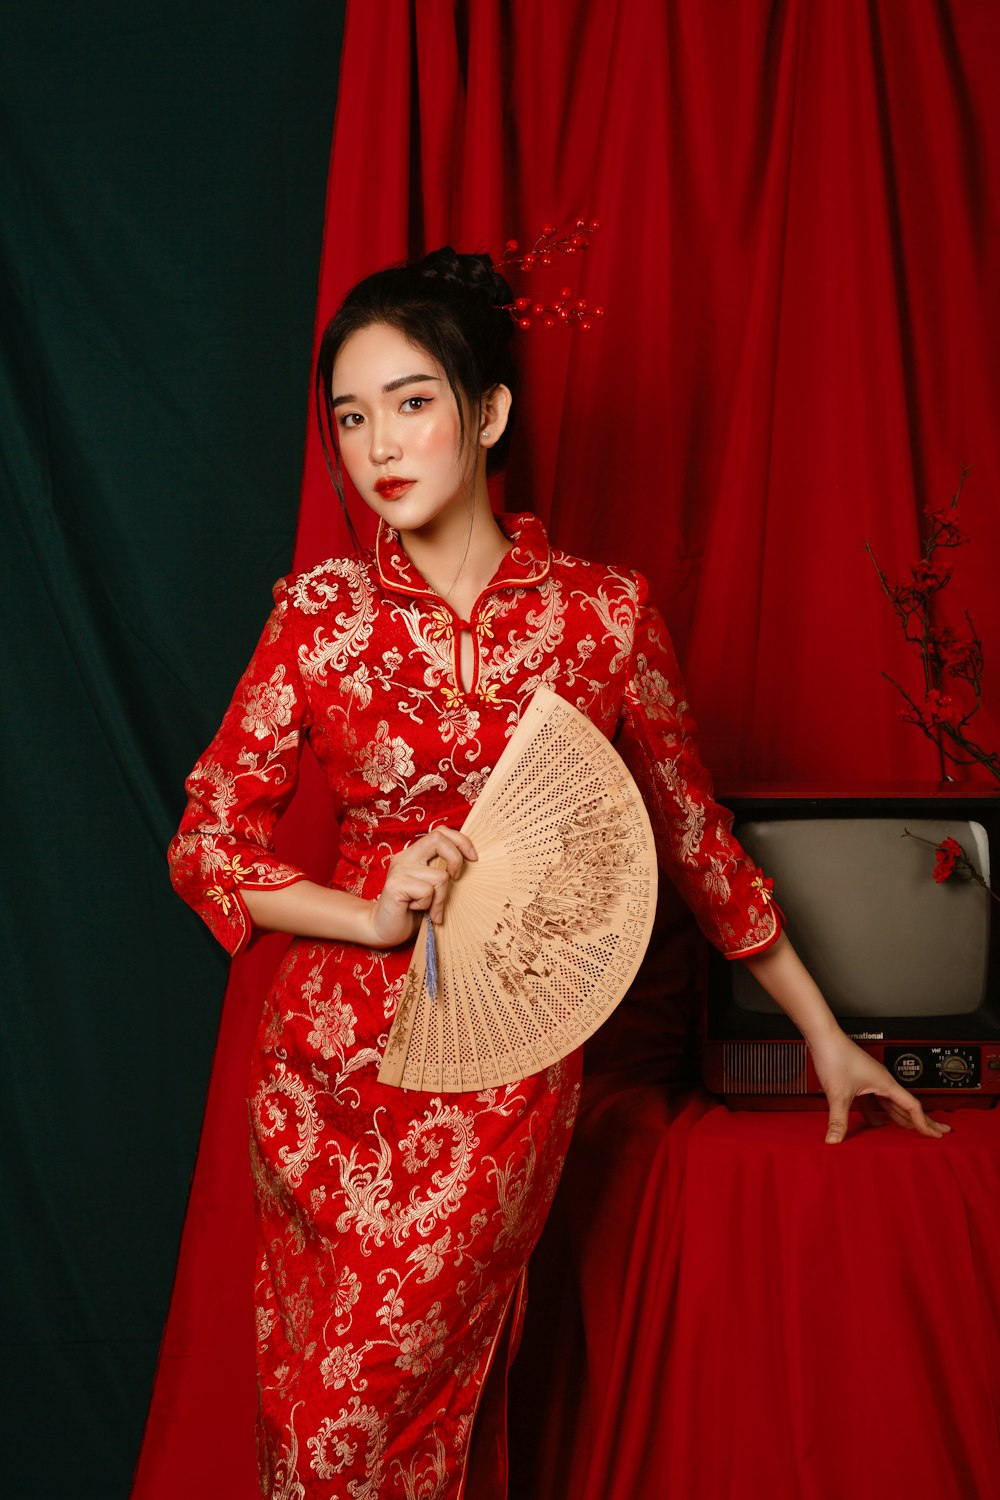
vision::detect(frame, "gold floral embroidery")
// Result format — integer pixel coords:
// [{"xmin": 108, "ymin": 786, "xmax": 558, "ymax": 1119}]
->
[
  {"xmin": 456, "ymin": 767, "xmax": 490, "ymax": 802},
  {"xmin": 320, "ymin": 1341, "xmax": 365, "ymax": 1390},
  {"xmin": 394, "ymin": 1302, "xmax": 449, "ymax": 1377},
  {"xmin": 438, "ymin": 704, "xmax": 480, "ymax": 744},
  {"xmin": 306, "ymin": 990, "xmax": 357, "ymax": 1059},
  {"xmin": 428, "ymin": 607, "xmax": 453, "ymax": 640},
  {"xmin": 357, "ymin": 721, "xmax": 416, "ymax": 792},
  {"xmin": 307, "ymin": 1397, "xmax": 387, "ymax": 1494},
  {"xmin": 204, "ymin": 855, "xmax": 255, "ymax": 912},
  {"xmin": 242, "ymin": 665, "xmax": 296, "ymax": 740},
  {"xmin": 340, "ymin": 662, "xmax": 373, "ymax": 707},
  {"xmin": 265, "ymin": 1400, "xmax": 306, "ymax": 1500},
  {"xmin": 206, "ymin": 884, "xmax": 234, "ymax": 913}
]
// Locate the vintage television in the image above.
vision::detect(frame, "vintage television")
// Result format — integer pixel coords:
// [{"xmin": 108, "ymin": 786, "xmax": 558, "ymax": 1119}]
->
[{"xmin": 701, "ymin": 786, "xmax": 1000, "ymax": 1109}]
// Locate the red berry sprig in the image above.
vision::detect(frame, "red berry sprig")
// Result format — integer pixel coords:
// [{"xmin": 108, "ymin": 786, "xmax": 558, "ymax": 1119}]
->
[
  {"xmin": 497, "ymin": 219, "xmax": 604, "ymax": 330},
  {"xmin": 504, "ymin": 288, "xmax": 605, "ymax": 332}
]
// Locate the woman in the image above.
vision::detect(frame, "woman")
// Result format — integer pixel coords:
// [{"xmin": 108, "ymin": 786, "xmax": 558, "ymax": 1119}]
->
[{"xmin": 168, "ymin": 247, "xmax": 949, "ymax": 1499}]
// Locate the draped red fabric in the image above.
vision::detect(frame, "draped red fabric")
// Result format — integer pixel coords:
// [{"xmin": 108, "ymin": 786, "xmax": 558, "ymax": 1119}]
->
[
  {"xmin": 133, "ymin": 2, "xmax": 1000, "ymax": 1496},
  {"xmin": 511, "ymin": 1093, "xmax": 1000, "ymax": 1500}
]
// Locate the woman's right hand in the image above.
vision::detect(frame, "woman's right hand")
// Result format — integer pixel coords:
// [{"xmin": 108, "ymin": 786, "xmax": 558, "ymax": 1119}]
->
[{"xmin": 367, "ymin": 827, "xmax": 477, "ymax": 949}]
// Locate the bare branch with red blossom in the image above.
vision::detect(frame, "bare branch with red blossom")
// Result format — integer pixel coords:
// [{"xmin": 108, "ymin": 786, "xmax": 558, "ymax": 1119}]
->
[
  {"xmin": 865, "ymin": 467, "xmax": 1000, "ymax": 784},
  {"xmin": 901, "ymin": 829, "xmax": 1000, "ymax": 903}
]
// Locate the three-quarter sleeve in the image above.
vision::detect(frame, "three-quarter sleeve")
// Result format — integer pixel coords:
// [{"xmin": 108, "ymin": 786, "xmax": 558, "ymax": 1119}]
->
[
  {"xmin": 615, "ymin": 573, "xmax": 785, "ymax": 959},
  {"xmin": 168, "ymin": 577, "xmax": 311, "ymax": 956}
]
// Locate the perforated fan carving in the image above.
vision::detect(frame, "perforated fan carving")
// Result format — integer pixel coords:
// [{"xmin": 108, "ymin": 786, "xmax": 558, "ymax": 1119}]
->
[{"xmin": 378, "ymin": 689, "xmax": 658, "ymax": 1092}]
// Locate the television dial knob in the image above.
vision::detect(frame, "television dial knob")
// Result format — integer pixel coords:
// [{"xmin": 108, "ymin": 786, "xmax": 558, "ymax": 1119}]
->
[{"xmin": 939, "ymin": 1054, "xmax": 970, "ymax": 1082}]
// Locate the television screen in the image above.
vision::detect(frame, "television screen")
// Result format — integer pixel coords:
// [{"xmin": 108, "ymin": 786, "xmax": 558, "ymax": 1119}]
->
[{"xmin": 732, "ymin": 817, "xmax": 990, "ymax": 1018}]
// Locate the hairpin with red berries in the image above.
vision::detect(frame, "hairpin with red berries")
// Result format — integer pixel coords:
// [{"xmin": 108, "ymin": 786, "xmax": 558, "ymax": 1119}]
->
[{"xmin": 495, "ymin": 217, "xmax": 605, "ymax": 331}]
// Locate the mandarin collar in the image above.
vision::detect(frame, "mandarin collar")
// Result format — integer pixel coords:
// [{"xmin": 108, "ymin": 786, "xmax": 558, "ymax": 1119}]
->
[{"xmin": 374, "ymin": 510, "xmax": 552, "ymax": 602}]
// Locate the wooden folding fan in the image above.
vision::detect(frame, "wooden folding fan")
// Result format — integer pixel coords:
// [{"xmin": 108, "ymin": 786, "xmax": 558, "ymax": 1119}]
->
[{"xmin": 378, "ymin": 688, "xmax": 658, "ymax": 1092}]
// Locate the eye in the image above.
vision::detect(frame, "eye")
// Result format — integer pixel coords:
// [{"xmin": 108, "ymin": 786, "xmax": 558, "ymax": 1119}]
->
[
  {"xmin": 338, "ymin": 411, "xmax": 364, "ymax": 430},
  {"xmin": 401, "ymin": 396, "xmax": 431, "ymax": 413}
]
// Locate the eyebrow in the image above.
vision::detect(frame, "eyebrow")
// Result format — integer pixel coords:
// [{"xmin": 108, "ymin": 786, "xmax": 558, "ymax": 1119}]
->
[{"xmin": 330, "ymin": 373, "xmax": 442, "ymax": 410}]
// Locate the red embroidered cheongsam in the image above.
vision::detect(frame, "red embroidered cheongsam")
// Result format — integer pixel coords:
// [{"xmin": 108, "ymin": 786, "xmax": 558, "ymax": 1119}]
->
[{"xmin": 168, "ymin": 511, "xmax": 782, "ymax": 1500}]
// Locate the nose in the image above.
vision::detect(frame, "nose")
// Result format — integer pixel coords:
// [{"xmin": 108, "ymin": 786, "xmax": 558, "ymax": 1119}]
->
[{"xmin": 368, "ymin": 411, "xmax": 401, "ymax": 466}]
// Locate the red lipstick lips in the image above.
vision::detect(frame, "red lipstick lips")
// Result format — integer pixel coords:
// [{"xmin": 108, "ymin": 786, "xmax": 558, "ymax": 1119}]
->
[{"xmin": 374, "ymin": 477, "xmax": 415, "ymax": 500}]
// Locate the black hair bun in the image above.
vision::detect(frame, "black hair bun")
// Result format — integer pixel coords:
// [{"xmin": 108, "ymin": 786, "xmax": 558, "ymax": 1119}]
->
[{"xmin": 415, "ymin": 245, "xmax": 515, "ymax": 315}]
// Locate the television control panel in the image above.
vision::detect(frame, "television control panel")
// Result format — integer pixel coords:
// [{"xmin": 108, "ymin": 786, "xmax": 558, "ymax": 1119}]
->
[
  {"xmin": 704, "ymin": 1038, "xmax": 1000, "ymax": 1105},
  {"xmin": 884, "ymin": 1045, "xmax": 981, "ymax": 1089}
]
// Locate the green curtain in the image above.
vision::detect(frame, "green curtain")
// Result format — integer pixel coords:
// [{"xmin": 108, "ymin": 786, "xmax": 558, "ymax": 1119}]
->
[{"xmin": 0, "ymin": 3, "xmax": 345, "ymax": 1491}]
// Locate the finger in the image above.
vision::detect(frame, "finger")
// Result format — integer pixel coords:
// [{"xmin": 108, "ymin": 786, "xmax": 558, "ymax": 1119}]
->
[
  {"xmin": 426, "ymin": 842, "xmax": 465, "ymax": 880},
  {"xmin": 883, "ymin": 1100, "xmax": 916, "ymax": 1129},
  {"xmin": 411, "ymin": 828, "xmax": 475, "ymax": 880},
  {"xmin": 429, "ymin": 879, "xmax": 451, "ymax": 926},
  {"xmin": 860, "ymin": 1091, "xmax": 913, "ymax": 1130},
  {"xmin": 430, "ymin": 825, "xmax": 478, "ymax": 864},
  {"xmin": 825, "ymin": 1099, "xmax": 852, "ymax": 1144},
  {"xmin": 901, "ymin": 1096, "xmax": 950, "ymax": 1138},
  {"xmin": 396, "ymin": 837, "xmax": 459, "ymax": 881},
  {"xmin": 860, "ymin": 1086, "xmax": 950, "ymax": 1138},
  {"xmin": 407, "ymin": 866, "xmax": 452, "ymax": 926},
  {"xmin": 883, "ymin": 1087, "xmax": 952, "ymax": 1136},
  {"xmin": 387, "ymin": 867, "xmax": 449, "ymax": 913}
]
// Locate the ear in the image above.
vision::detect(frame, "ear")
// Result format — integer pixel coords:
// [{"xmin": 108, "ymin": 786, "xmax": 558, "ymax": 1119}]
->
[{"xmin": 478, "ymin": 384, "xmax": 513, "ymax": 449}]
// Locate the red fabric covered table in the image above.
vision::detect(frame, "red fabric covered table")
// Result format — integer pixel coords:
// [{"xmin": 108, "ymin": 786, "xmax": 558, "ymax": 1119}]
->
[{"xmin": 509, "ymin": 1083, "xmax": 1000, "ymax": 1500}]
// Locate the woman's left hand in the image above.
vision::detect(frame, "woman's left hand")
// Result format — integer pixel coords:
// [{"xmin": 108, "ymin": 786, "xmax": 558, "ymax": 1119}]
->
[{"xmin": 807, "ymin": 1029, "xmax": 953, "ymax": 1144}]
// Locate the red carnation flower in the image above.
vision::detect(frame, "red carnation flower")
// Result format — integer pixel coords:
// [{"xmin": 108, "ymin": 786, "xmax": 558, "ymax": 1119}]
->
[{"xmin": 932, "ymin": 836, "xmax": 965, "ymax": 884}]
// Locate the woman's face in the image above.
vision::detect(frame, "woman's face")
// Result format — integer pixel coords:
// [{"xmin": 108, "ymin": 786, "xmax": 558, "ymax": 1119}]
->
[{"xmin": 330, "ymin": 322, "xmax": 476, "ymax": 533}]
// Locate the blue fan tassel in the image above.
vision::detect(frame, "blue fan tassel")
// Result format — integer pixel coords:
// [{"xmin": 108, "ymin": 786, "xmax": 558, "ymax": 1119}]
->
[{"xmin": 424, "ymin": 917, "xmax": 439, "ymax": 1001}]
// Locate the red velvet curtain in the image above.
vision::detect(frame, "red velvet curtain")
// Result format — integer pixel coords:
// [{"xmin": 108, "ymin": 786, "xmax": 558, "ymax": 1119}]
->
[
  {"xmin": 295, "ymin": 0, "xmax": 1000, "ymax": 783},
  {"xmin": 133, "ymin": 2, "xmax": 1000, "ymax": 1495}
]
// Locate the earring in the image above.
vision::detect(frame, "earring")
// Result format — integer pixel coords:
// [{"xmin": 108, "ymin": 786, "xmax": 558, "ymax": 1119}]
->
[{"xmin": 482, "ymin": 428, "xmax": 490, "ymax": 440}]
